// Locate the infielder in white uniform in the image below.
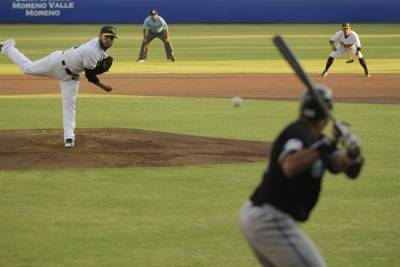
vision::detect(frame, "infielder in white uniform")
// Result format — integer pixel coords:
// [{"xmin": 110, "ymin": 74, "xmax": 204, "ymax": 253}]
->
[
  {"xmin": 322, "ymin": 23, "xmax": 370, "ymax": 77},
  {"xmin": 0, "ymin": 26, "xmax": 117, "ymax": 148}
]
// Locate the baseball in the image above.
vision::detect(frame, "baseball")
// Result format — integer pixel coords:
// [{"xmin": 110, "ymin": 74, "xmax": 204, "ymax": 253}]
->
[{"xmin": 232, "ymin": 96, "xmax": 242, "ymax": 107}]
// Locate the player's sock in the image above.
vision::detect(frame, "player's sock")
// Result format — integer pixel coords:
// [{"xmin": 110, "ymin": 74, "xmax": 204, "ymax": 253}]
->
[
  {"xmin": 324, "ymin": 57, "xmax": 334, "ymax": 72},
  {"xmin": 358, "ymin": 58, "xmax": 369, "ymax": 74}
]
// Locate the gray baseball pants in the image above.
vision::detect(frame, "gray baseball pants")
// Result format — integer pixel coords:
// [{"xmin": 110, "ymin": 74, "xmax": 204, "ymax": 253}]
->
[
  {"xmin": 240, "ymin": 201, "xmax": 327, "ymax": 267},
  {"xmin": 138, "ymin": 30, "xmax": 175, "ymax": 60}
]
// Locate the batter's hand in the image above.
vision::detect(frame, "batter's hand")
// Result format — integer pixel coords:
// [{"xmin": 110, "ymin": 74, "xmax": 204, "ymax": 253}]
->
[
  {"xmin": 345, "ymin": 156, "xmax": 364, "ymax": 180},
  {"xmin": 312, "ymin": 136, "xmax": 337, "ymax": 157},
  {"xmin": 343, "ymin": 133, "xmax": 361, "ymax": 160},
  {"xmin": 333, "ymin": 121, "xmax": 351, "ymax": 139}
]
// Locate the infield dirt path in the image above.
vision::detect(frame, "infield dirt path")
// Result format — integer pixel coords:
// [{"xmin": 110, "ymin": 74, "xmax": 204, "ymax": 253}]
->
[{"xmin": 1, "ymin": 73, "xmax": 399, "ymax": 103}]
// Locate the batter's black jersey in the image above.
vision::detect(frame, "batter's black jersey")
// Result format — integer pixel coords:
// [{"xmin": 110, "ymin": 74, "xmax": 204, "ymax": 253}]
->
[{"xmin": 250, "ymin": 120, "xmax": 335, "ymax": 222}]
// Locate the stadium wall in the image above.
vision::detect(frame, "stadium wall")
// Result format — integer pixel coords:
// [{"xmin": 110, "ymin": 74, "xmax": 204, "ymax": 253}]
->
[{"xmin": 0, "ymin": 0, "xmax": 399, "ymax": 23}]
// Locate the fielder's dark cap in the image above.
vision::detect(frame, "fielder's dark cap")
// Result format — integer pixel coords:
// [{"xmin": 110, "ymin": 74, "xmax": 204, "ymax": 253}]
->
[
  {"xmin": 300, "ymin": 84, "xmax": 333, "ymax": 120},
  {"xmin": 150, "ymin": 9, "xmax": 158, "ymax": 15},
  {"xmin": 342, "ymin": 22, "xmax": 351, "ymax": 29},
  {"xmin": 100, "ymin": 25, "xmax": 118, "ymax": 38}
]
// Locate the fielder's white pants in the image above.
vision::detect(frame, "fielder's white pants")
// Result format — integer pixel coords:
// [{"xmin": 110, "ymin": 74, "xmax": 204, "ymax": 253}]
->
[
  {"xmin": 240, "ymin": 201, "xmax": 327, "ymax": 267},
  {"xmin": 2, "ymin": 44, "xmax": 79, "ymax": 142},
  {"xmin": 330, "ymin": 45, "xmax": 363, "ymax": 59}
]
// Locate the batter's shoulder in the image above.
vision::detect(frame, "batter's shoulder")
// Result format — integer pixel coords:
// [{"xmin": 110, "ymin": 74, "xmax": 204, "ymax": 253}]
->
[
  {"xmin": 278, "ymin": 120, "xmax": 310, "ymax": 141},
  {"xmin": 287, "ymin": 120, "xmax": 309, "ymax": 132}
]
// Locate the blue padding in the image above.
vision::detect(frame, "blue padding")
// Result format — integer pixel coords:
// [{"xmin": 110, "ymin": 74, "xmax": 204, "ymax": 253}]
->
[{"xmin": 0, "ymin": 0, "xmax": 399, "ymax": 23}]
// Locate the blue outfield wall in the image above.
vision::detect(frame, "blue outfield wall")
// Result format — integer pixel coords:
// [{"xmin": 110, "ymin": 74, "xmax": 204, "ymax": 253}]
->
[{"xmin": 0, "ymin": 0, "xmax": 399, "ymax": 23}]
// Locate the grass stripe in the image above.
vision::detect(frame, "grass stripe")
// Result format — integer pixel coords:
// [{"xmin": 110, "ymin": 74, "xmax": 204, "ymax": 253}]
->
[
  {"xmin": 11, "ymin": 34, "xmax": 400, "ymax": 41},
  {"xmin": 1, "ymin": 59, "xmax": 399, "ymax": 74}
]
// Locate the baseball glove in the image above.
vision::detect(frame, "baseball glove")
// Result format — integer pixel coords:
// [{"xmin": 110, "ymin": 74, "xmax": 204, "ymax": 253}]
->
[{"xmin": 95, "ymin": 56, "xmax": 113, "ymax": 75}]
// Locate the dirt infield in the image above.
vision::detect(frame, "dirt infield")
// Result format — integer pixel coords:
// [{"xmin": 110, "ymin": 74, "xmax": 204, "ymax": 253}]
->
[
  {"xmin": 0, "ymin": 128, "xmax": 270, "ymax": 170},
  {"xmin": 1, "ymin": 73, "xmax": 399, "ymax": 103},
  {"xmin": 0, "ymin": 73, "xmax": 398, "ymax": 170}
]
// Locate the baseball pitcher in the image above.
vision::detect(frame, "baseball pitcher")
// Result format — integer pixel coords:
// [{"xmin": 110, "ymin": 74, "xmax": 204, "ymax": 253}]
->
[
  {"xmin": 322, "ymin": 23, "xmax": 370, "ymax": 77},
  {"xmin": 240, "ymin": 86, "xmax": 364, "ymax": 267},
  {"xmin": 137, "ymin": 9, "xmax": 175, "ymax": 62},
  {"xmin": 0, "ymin": 26, "xmax": 116, "ymax": 148}
]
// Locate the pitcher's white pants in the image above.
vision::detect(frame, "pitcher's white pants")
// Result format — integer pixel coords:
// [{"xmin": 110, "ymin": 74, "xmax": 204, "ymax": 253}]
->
[
  {"xmin": 60, "ymin": 80, "xmax": 79, "ymax": 141},
  {"xmin": 2, "ymin": 44, "xmax": 79, "ymax": 141}
]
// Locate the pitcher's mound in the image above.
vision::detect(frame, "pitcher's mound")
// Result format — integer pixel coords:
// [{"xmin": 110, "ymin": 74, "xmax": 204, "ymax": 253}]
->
[{"xmin": 0, "ymin": 128, "xmax": 270, "ymax": 170}]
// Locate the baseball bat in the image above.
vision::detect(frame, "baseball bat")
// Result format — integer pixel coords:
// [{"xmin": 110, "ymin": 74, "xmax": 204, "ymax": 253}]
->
[{"xmin": 272, "ymin": 35, "xmax": 345, "ymax": 136}]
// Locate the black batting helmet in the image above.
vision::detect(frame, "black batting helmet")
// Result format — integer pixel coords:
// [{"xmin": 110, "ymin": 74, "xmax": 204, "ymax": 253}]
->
[{"xmin": 300, "ymin": 84, "xmax": 333, "ymax": 120}]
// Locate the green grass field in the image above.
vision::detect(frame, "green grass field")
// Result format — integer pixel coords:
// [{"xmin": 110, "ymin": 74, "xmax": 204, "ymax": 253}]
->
[
  {"xmin": 1, "ymin": 24, "xmax": 400, "ymax": 267},
  {"xmin": 1, "ymin": 24, "xmax": 400, "ymax": 74}
]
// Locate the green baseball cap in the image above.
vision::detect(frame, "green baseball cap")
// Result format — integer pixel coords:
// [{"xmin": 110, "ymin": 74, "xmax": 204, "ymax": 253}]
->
[
  {"xmin": 342, "ymin": 22, "xmax": 351, "ymax": 29},
  {"xmin": 100, "ymin": 25, "xmax": 118, "ymax": 38}
]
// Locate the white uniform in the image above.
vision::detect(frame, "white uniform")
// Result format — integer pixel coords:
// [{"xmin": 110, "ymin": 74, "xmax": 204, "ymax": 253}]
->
[
  {"xmin": 1, "ymin": 38, "xmax": 107, "ymax": 143},
  {"xmin": 329, "ymin": 30, "xmax": 363, "ymax": 59}
]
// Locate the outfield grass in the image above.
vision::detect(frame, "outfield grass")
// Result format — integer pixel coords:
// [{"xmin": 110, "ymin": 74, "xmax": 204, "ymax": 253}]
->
[
  {"xmin": 0, "ymin": 95, "xmax": 399, "ymax": 267},
  {"xmin": 0, "ymin": 24, "xmax": 399, "ymax": 74}
]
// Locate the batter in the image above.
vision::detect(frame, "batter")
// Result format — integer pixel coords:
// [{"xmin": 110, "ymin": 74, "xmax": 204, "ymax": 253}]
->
[{"xmin": 240, "ymin": 86, "xmax": 364, "ymax": 267}]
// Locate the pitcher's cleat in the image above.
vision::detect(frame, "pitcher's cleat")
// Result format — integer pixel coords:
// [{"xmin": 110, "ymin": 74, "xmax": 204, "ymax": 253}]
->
[
  {"xmin": 64, "ymin": 138, "xmax": 75, "ymax": 148},
  {"xmin": 321, "ymin": 71, "xmax": 328, "ymax": 77}
]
